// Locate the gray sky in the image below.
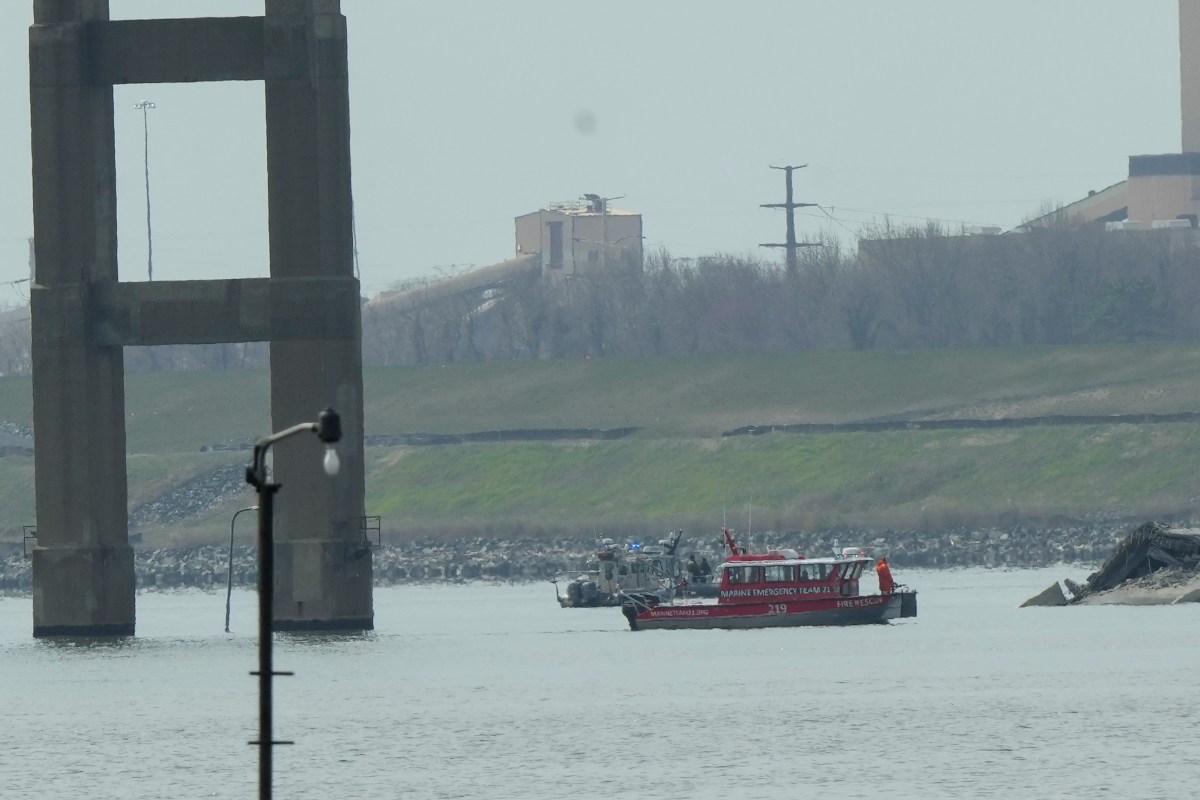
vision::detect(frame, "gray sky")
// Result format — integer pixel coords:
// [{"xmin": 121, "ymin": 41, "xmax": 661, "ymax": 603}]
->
[{"xmin": 0, "ymin": 1, "xmax": 1183, "ymax": 307}]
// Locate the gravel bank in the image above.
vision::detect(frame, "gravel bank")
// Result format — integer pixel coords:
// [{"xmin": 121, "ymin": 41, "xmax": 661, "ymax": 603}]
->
[{"xmin": 0, "ymin": 522, "xmax": 1148, "ymax": 597}]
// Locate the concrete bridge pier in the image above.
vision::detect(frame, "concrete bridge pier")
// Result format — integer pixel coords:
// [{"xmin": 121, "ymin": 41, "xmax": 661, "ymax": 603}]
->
[
  {"xmin": 29, "ymin": 2, "xmax": 134, "ymax": 637},
  {"xmin": 28, "ymin": 0, "xmax": 372, "ymax": 636},
  {"xmin": 265, "ymin": 2, "xmax": 373, "ymax": 630}
]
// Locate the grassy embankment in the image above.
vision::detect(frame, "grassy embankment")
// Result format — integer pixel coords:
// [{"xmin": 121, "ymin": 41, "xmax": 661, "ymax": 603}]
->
[{"xmin": 3, "ymin": 343, "xmax": 1200, "ymax": 545}]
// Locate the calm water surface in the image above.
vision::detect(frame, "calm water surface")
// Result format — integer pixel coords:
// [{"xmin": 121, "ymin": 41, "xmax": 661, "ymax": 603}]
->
[{"xmin": 2, "ymin": 567, "xmax": 1197, "ymax": 800}]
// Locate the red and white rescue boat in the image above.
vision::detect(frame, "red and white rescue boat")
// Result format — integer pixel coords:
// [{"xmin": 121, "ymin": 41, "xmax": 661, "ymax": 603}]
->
[{"xmin": 620, "ymin": 528, "xmax": 917, "ymax": 631}]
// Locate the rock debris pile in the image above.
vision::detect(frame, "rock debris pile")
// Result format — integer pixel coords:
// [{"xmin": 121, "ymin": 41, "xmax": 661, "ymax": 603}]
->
[
  {"xmin": 0, "ymin": 421, "xmax": 33, "ymax": 455},
  {"xmin": 1021, "ymin": 521, "xmax": 1200, "ymax": 606},
  {"xmin": 128, "ymin": 465, "xmax": 251, "ymax": 527}
]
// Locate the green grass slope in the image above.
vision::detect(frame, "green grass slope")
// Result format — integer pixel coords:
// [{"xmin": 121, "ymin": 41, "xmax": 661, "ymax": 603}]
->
[
  {"xmin": 363, "ymin": 424, "xmax": 1200, "ymax": 540},
  {"xmin": 3, "ymin": 343, "xmax": 1200, "ymax": 544},
  {"xmin": 361, "ymin": 344, "xmax": 1200, "ymax": 438}
]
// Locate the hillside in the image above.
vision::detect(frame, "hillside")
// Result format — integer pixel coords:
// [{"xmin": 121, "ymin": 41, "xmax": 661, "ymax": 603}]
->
[{"xmin": 3, "ymin": 343, "xmax": 1200, "ymax": 545}]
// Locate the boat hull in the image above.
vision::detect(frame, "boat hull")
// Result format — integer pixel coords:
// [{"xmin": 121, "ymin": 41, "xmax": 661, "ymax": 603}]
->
[{"xmin": 623, "ymin": 590, "xmax": 917, "ymax": 631}]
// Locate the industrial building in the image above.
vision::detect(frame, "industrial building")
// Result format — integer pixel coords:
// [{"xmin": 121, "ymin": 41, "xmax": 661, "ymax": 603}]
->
[
  {"xmin": 515, "ymin": 194, "xmax": 644, "ymax": 277},
  {"xmin": 1026, "ymin": 1, "xmax": 1200, "ymax": 231},
  {"xmin": 370, "ymin": 194, "xmax": 643, "ymax": 312}
]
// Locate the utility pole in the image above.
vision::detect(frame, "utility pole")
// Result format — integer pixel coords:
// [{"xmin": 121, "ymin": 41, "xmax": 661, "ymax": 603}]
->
[
  {"xmin": 134, "ymin": 100, "xmax": 156, "ymax": 281},
  {"xmin": 760, "ymin": 164, "xmax": 819, "ymax": 275}
]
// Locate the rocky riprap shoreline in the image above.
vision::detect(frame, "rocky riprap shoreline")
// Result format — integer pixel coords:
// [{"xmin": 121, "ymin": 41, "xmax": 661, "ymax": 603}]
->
[{"xmin": 0, "ymin": 522, "xmax": 1155, "ymax": 596}]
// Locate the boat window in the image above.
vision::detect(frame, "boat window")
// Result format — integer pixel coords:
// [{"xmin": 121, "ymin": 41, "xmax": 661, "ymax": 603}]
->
[
  {"xmin": 801, "ymin": 564, "xmax": 830, "ymax": 581},
  {"xmin": 604, "ymin": 564, "xmax": 614, "ymax": 580},
  {"xmin": 764, "ymin": 565, "xmax": 795, "ymax": 582},
  {"xmin": 726, "ymin": 566, "xmax": 755, "ymax": 584},
  {"xmin": 619, "ymin": 565, "xmax": 628, "ymax": 576}
]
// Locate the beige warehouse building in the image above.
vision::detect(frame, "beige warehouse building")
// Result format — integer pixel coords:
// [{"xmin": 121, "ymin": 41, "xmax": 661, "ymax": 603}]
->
[{"xmin": 515, "ymin": 195, "xmax": 643, "ymax": 278}]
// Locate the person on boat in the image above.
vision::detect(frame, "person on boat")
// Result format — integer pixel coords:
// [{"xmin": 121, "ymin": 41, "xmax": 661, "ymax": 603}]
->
[
  {"xmin": 686, "ymin": 554, "xmax": 700, "ymax": 579},
  {"xmin": 698, "ymin": 557, "xmax": 712, "ymax": 583},
  {"xmin": 876, "ymin": 558, "xmax": 896, "ymax": 594}
]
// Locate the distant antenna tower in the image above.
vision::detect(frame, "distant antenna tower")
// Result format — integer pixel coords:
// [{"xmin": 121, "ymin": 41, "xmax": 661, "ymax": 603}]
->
[{"xmin": 760, "ymin": 164, "xmax": 820, "ymax": 274}]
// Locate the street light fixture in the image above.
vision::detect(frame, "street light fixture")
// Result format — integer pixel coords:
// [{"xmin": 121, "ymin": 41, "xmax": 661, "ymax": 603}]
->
[
  {"xmin": 225, "ymin": 504, "xmax": 258, "ymax": 633},
  {"xmin": 243, "ymin": 407, "xmax": 342, "ymax": 800},
  {"xmin": 133, "ymin": 100, "xmax": 156, "ymax": 281}
]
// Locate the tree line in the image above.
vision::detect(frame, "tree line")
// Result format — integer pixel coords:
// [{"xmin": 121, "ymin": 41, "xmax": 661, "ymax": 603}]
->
[
  {"xmin": 1, "ymin": 220, "xmax": 1198, "ymax": 375},
  {"xmin": 359, "ymin": 221, "xmax": 1200, "ymax": 366}
]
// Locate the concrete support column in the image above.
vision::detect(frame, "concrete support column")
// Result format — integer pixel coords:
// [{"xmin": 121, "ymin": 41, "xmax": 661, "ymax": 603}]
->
[
  {"xmin": 1182, "ymin": 0, "xmax": 1200, "ymax": 151},
  {"xmin": 27, "ymin": 0, "xmax": 372, "ymax": 635},
  {"xmin": 265, "ymin": 1, "xmax": 372, "ymax": 630},
  {"xmin": 29, "ymin": 1, "xmax": 135, "ymax": 637}
]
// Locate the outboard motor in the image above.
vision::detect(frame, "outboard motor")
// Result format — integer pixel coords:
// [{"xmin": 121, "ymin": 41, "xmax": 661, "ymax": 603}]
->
[
  {"xmin": 580, "ymin": 580, "xmax": 600, "ymax": 605},
  {"xmin": 566, "ymin": 580, "xmax": 583, "ymax": 607}
]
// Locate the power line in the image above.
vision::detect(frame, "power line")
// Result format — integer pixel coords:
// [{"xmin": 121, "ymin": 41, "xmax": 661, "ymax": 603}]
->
[
  {"xmin": 813, "ymin": 203, "xmax": 1001, "ymax": 228},
  {"xmin": 759, "ymin": 164, "xmax": 822, "ymax": 274},
  {"xmin": 812, "ymin": 205, "xmax": 860, "ymax": 238}
]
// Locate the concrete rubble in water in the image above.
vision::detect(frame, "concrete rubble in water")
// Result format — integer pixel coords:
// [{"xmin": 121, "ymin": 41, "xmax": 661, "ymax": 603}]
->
[{"xmin": 1021, "ymin": 521, "xmax": 1200, "ymax": 607}]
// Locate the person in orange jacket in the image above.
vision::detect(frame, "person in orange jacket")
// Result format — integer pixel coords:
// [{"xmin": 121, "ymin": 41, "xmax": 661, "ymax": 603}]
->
[{"xmin": 876, "ymin": 559, "xmax": 896, "ymax": 594}]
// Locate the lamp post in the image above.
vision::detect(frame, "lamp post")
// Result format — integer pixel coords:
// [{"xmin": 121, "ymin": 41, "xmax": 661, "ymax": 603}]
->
[
  {"xmin": 225, "ymin": 505, "xmax": 258, "ymax": 633},
  {"xmin": 133, "ymin": 100, "xmax": 156, "ymax": 281},
  {"xmin": 244, "ymin": 407, "xmax": 342, "ymax": 800}
]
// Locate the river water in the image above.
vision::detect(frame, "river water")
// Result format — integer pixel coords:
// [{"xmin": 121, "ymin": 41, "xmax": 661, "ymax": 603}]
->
[{"xmin": 2, "ymin": 567, "xmax": 1197, "ymax": 800}]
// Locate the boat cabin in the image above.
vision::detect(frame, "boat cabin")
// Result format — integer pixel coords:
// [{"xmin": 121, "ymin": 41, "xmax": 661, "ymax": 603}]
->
[
  {"xmin": 554, "ymin": 531, "xmax": 686, "ymax": 607},
  {"xmin": 716, "ymin": 547, "xmax": 871, "ymax": 604},
  {"xmin": 592, "ymin": 539, "xmax": 683, "ymax": 595}
]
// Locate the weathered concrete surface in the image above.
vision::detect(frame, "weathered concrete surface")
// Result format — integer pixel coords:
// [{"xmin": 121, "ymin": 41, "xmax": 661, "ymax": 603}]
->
[
  {"xmin": 1020, "ymin": 581, "xmax": 1069, "ymax": 607},
  {"xmin": 1022, "ymin": 521, "xmax": 1200, "ymax": 607},
  {"xmin": 27, "ymin": 1, "xmax": 371, "ymax": 635},
  {"xmin": 1074, "ymin": 570, "xmax": 1200, "ymax": 605},
  {"xmin": 29, "ymin": 0, "xmax": 131, "ymax": 637}
]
